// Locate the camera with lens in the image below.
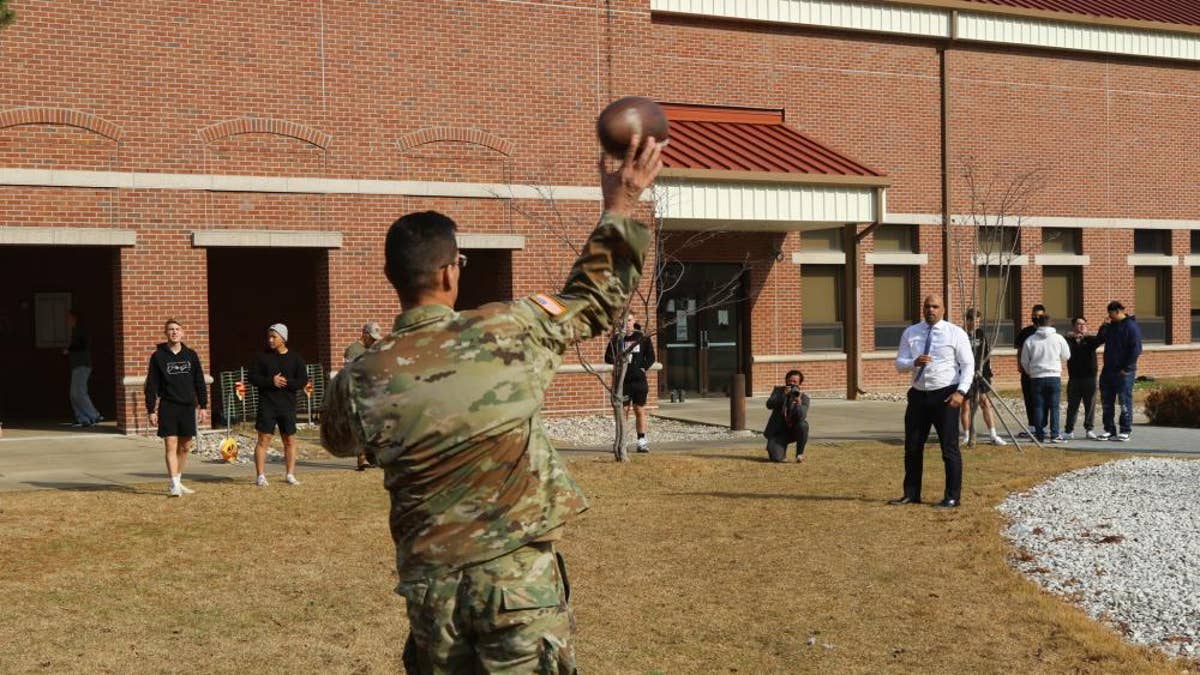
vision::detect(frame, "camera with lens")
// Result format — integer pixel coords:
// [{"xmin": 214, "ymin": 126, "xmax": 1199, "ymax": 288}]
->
[{"xmin": 787, "ymin": 385, "xmax": 802, "ymax": 398}]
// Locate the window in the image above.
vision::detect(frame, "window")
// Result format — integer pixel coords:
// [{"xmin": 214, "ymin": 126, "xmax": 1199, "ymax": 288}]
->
[
  {"xmin": 873, "ymin": 225, "xmax": 916, "ymax": 253},
  {"xmin": 978, "ymin": 226, "xmax": 1019, "ymax": 254},
  {"xmin": 1134, "ymin": 230, "xmax": 1169, "ymax": 255},
  {"xmin": 1192, "ymin": 230, "xmax": 1199, "ymax": 255},
  {"xmin": 874, "ymin": 266, "xmax": 915, "ymax": 349},
  {"xmin": 1134, "ymin": 267, "xmax": 1168, "ymax": 343},
  {"xmin": 1192, "ymin": 269, "xmax": 1200, "ymax": 343},
  {"xmin": 34, "ymin": 292, "xmax": 72, "ymax": 349},
  {"xmin": 977, "ymin": 267, "xmax": 1019, "ymax": 345},
  {"xmin": 802, "ymin": 265, "xmax": 843, "ymax": 351},
  {"xmin": 1042, "ymin": 267, "xmax": 1082, "ymax": 333},
  {"xmin": 800, "ymin": 228, "xmax": 843, "ymax": 252},
  {"xmin": 1042, "ymin": 228, "xmax": 1081, "ymax": 255}
]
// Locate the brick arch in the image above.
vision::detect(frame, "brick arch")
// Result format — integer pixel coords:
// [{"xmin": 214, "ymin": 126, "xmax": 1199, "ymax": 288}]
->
[
  {"xmin": 397, "ymin": 127, "xmax": 515, "ymax": 157},
  {"xmin": 199, "ymin": 117, "xmax": 332, "ymax": 149},
  {"xmin": 0, "ymin": 107, "xmax": 122, "ymax": 141}
]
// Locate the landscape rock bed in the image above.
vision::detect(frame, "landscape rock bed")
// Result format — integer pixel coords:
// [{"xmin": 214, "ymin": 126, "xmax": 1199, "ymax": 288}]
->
[
  {"xmin": 998, "ymin": 457, "xmax": 1200, "ymax": 661},
  {"xmin": 544, "ymin": 415, "xmax": 756, "ymax": 448}
]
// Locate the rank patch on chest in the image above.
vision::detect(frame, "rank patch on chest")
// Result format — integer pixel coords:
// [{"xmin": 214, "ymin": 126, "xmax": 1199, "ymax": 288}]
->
[{"xmin": 532, "ymin": 293, "xmax": 567, "ymax": 317}]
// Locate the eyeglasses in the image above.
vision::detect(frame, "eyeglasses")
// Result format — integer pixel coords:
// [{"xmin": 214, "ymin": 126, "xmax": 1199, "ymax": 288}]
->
[{"xmin": 442, "ymin": 253, "xmax": 468, "ymax": 270}]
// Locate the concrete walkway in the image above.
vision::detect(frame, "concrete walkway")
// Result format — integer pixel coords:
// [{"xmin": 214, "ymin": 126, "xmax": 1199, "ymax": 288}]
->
[
  {"xmin": 2, "ymin": 397, "xmax": 1196, "ymax": 494},
  {"xmin": 0, "ymin": 425, "xmax": 356, "ymax": 494},
  {"xmin": 653, "ymin": 395, "xmax": 1200, "ymax": 456}
]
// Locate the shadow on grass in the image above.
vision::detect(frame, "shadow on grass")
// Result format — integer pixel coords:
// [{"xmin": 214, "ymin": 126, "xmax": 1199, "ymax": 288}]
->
[
  {"xmin": 127, "ymin": 473, "xmax": 242, "ymax": 484},
  {"xmin": 671, "ymin": 490, "xmax": 877, "ymax": 504},
  {"xmin": 20, "ymin": 481, "xmax": 152, "ymax": 494}
]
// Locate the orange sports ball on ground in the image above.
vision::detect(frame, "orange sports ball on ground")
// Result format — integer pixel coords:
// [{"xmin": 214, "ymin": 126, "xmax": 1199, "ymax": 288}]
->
[{"xmin": 596, "ymin": 96, "xmax": 669, "ymax": 158}]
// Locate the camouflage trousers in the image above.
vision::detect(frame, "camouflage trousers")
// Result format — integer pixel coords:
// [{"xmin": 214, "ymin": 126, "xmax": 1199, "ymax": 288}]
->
[{"xmin": 396, "ymin": 541, "xmax": 577, "ymax": 674}]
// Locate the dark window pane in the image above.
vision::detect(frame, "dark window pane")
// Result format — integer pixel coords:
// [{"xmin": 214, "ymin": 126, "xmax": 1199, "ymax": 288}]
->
[{"xmin": 1134, "ymin": 230, "xmax": 1168, "ymax": 254}]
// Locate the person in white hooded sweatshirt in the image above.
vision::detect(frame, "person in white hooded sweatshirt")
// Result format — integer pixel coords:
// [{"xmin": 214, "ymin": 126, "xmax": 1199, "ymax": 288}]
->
[{"xmin": 1019, "ymin": 313, "xmax": 1072, "ymax": 443}]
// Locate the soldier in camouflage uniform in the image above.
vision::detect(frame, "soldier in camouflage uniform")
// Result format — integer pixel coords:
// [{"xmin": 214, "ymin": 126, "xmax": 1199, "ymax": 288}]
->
[{"xmin": 321, "ymin": 135, "xmax": 664, "ymax": 674}]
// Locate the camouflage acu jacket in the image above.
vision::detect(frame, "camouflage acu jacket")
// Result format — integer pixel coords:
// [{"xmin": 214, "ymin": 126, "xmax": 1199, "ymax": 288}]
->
[{"xmin": 321, "ymin": 212, "xmax": 649, "ymax": 581}]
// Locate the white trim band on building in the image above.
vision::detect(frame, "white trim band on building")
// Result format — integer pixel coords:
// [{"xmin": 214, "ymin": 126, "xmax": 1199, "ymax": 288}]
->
[
  {"xmin": 556, "ymin": 362, "xmax": 663, "ymax": 375},
  {"xmin": 0, "ymin": 168, "xmax": 610, "ymax": 201},
  {"xmin": 972, "ymin": 253, "xmax": 1029, "ymax": 266},
  {"xmin": 865, "ymin": 252, "xmax": 929, "ymax": 265},
  {"xmin": 902, "ymin": 213, "xmax": 1200, "ymax": 230},
  {"xmin": 1034, "ymin": 254, "xmax": 1090, "ymax": 266},
  {"xmin": 192, "ymin": 230, "xmax": 343, "ymax": 248},
  {"xmin": 123, "ymin": 375, "xmax": 214, "ymax": 386},
  {"xmin": 1126, "ymin": 254, "xmax": 1178, "ymax": 266},
  {"xmin": 754, "ymin": 353, "xmax": 847, "ymax": 363},
  {"xmin": 457, "ymin": 234, "xmax": 525, "ymax": 250},
  {"xmin": 657, "ymin": 180, "xmax": 878, "ymax": 227},
  {"xmin": 650, "ymin": 0, "xmax": 1200, "ymax": 63},
  {"xmin": 0, "ymin": 226, "xmax": 137, "ymax": 246},
  {"xmin": 1186, "ymin": 255, "xmax": 1200, "ymax": 266},
  {"xmin": 793, "ymin": 251, "xmax": 847, "ymax": 265}
]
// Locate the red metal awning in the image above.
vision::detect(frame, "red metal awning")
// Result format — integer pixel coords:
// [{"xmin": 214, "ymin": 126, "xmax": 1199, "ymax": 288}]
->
[
  {"xmin": 659, "ymin": 104, "xmax": 888, "ymax": 186},
  {"xmin": 959, "ymin": 0, "xmax": 1200, "ymax": 29}
]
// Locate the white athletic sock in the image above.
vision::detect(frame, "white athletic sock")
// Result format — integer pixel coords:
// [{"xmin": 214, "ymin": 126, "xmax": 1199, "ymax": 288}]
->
[
  {"xmin": 988, "ymin": 428, "xmax": 997, "ymax": 435},
  {"xmin": 170, "ymin": 475, "xmax": 182, "ymax": 488}
]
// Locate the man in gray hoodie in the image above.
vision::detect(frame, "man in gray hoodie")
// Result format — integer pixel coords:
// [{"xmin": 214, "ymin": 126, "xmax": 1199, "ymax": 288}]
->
[{"xmin": 1018, "ymin": 314, "xmax": 1071, "ymax": 443}]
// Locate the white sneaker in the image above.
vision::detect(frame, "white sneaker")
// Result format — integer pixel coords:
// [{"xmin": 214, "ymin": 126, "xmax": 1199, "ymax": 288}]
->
[
  {"xmin": 1086, "ymin": 430, "xmax": 1100, "ymax": 440},
  {"xmin": 1051, "ymin": 435, "xmax": 1067, "ymax": 444},
  {"xmin": 635, "ymin": 437, "xmax": 649, "ymax": 453},
  {"xmin": 961, "ymin": 433, "xmax": 971, "ymax": 445},
  {"xmin": 1096, "ymin": 432, "xmax": 1112, "ymax": 440},
  {"xmin": 1064, "ymin": 432, "xmax": 1075, "ymax": 440},
  {"xmin": 178, "ymin": 483, "xmax": 196, "ymax": 495},
  {"xmin": 1116, "ymin": 433, "xmax": 1131, "ymax": 442},
  {"xmin": 989, "ymin": 433, "xmax": 1007, "ymax": 446},
  {"xmin": 167, "ymin": 483, "xmax": 183, "ymax": 498},
  {"xmin": 285, "ymin": 474, "xmax": 301, "ymax": 486},
  {"xmin": 255, "ymin": 475, "xmax": 269, "ymax": 487}
]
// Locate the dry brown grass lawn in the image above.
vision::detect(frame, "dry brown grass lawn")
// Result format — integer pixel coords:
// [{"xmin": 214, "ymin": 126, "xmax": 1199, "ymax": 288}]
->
[{"xmin": 0, "ymin": 443, "xmax": 1190, "ymax": 674}]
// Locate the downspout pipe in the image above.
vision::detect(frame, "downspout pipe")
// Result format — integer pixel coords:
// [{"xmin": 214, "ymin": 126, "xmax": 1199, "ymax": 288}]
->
[{"xmin": 940, "ymin": 11, "xmax": 958, "ymax": 314}]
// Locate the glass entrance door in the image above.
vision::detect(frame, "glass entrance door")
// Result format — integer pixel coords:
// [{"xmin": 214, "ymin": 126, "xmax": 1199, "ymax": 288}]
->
[{"xmin": 660, "ymin": 264, "xmax": 745, "ymax": 396}]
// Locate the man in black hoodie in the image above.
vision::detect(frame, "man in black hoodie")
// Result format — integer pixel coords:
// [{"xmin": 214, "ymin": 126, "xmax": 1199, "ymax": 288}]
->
[
  {"xmin": 145, "ymin": 319, "xmax": 209, "ymax": 498},
  {"xmin": 249, "ymin": 323, "xmax": 307, "ymax": 487}
]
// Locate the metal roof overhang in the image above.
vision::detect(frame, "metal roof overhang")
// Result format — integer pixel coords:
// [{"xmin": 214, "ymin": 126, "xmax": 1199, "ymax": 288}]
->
[{"xmin": 654, "ymin": 106, "xmax": 889, "ymax": 231}]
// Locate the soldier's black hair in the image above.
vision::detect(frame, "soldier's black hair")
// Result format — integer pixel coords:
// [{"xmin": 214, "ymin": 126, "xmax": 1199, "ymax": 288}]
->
[{"xmin": 385, "ymin": 211, "xmax": 459, "ymax": 303}]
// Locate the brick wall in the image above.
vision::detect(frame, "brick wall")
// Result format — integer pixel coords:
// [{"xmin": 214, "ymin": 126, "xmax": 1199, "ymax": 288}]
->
[{"xmin": 1, "ymin": 1, "xmax": 1199, "ymax": 430}]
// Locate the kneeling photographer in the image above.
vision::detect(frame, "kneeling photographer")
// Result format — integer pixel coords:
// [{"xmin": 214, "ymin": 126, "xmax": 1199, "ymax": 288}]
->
[{"xmin": 765, "ymin": 369, "xmax": 811, "ymax": 463}]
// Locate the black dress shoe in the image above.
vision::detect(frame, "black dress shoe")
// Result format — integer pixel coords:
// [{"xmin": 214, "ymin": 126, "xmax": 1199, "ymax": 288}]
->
[
  {"xmin": 888, "ymin": 496, "xmax": 921, "ymax": 505},
  {"xmin": 934, "ymin": 499, "xmax": 960, "ymax": 508}
]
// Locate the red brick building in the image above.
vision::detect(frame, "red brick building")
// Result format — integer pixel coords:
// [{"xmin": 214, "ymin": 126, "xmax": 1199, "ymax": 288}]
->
[{"xmin": 2, "ymin": 0, "xmax": 1199, "ymax": 433}]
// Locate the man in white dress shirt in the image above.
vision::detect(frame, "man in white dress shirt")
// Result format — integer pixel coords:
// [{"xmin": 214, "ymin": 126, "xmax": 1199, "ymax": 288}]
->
[{"xmin": 889, "ymin": 294, "xmax": 975, "ymax": 509}]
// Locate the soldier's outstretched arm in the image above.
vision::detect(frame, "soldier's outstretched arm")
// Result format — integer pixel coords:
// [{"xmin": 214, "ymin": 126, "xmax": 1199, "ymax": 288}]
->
[
  {"xmin": 519, "ymin": 135, "xmax": 664, "ymax": 353},
  {"xmin": 320, "ymin": 369, "xmax": 365, "ymax": 458}
]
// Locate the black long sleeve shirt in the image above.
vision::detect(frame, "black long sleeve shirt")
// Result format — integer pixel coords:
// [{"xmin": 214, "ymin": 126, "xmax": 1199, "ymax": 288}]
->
[
  {"xmin": 144, "ymin": 343, "xmax": 208, "ymax": 412},
  {"xmin": 248, "ymin": 349, "xmax": 308, "ymax": 412}
]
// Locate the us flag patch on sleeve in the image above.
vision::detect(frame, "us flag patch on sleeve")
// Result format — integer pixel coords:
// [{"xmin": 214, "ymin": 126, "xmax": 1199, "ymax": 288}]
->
[{"xmin": 531, "ymin": 293, "xmax": 567, "ymax": 316}]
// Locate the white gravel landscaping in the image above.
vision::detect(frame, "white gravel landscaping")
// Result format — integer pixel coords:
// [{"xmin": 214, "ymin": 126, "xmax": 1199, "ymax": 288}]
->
[
  {"xmin": 543, "ymin": 415, "xmax": 756, "ymax": 448},
  {"xmin": 998, "ymin": 457, "xmax": 1200, "ymax": 661}
]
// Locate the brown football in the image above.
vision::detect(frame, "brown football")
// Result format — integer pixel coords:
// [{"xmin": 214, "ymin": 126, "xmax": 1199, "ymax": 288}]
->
[{"xmin": 596, "ymin": 96, "xmax": 669, "ymax": 158}]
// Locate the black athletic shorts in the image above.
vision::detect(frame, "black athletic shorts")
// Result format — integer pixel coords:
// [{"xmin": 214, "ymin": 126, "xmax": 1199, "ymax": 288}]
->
[
  {"xmin": 256, "ymin": 404, "xmax": 298, "ymax": 436},
  {"xmin": 157, "ymin": 400, "xmax": 197, "ymax": 438},
  {"xmin": 623, "ymin": 379, "xmax": 649, "ymax": 407}
]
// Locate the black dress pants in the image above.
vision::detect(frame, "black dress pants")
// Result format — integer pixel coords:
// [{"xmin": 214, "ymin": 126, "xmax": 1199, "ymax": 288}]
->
[
  {"xmin": 902, "ymin": 385, "xmax": 962, "ymax": 502},
  {"xmin": 765, "ymin": 421, "xmax": 809, "ymax": 462}
]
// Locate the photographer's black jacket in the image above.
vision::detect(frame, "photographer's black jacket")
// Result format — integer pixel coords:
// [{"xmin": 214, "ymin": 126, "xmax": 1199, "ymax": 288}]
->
[
  {"xmin": 764, "ymin": 385, "xmax": 810, "ymax": 438},
  {"xmin": 144, "ymin": 342, "xmax": 208, "ymax": 413}
]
